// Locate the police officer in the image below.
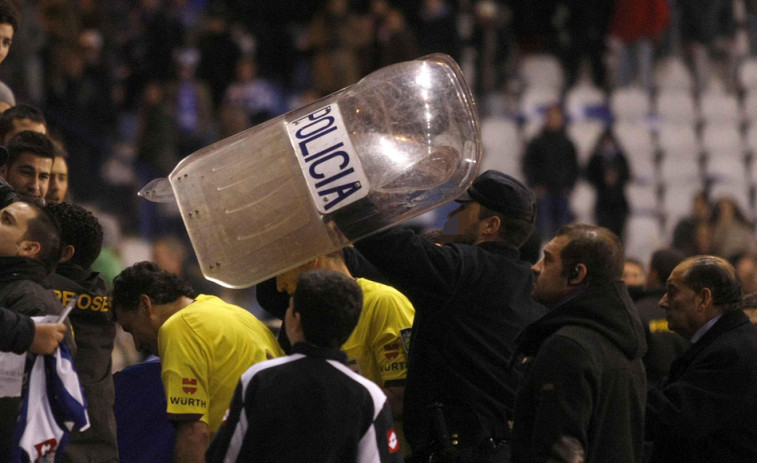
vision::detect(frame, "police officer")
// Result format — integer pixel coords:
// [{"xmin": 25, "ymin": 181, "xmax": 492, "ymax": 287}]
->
[
  {"xmin": 353, "ymin": 170, "xmax": 545, "ymax": 462},
  {"xmin": 44, "ymin": 202, "xmax": 118, "ymax": 463}
]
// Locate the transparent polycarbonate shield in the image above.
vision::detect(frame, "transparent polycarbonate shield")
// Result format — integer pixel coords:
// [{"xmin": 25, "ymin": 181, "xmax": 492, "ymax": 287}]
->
[{"xmin": 140, "ymin": 54, "xmax": 481, "ymax": 288}]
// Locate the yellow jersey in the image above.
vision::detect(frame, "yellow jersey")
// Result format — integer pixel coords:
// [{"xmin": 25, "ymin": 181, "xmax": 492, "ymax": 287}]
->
[{"xmin": 158, "ymin": 294, "xmax": 284, "ymax": 433}]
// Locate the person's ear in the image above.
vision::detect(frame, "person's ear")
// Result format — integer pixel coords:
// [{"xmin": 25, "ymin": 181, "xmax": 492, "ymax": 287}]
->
[
  {"xmin": 482, "ymin": 215, "xmax": 501, "ymax": 237},
  {"xmin": 17, "ymin": 240, "xmax": 41, "ymax": 259},
  {"xmin": 698, "ymin": 287, "xmax": 713, "ymax": 312},
  {"xmin": 140, "ymin": 294, "xmax": 153, "ymax": 315},
  {"xmin": 59, "ymin": 244, "xmax": 75, "ymax": 263},
  {"xmin": 568, "ymin": 263, "xmax": 587, "ymax": 286}
]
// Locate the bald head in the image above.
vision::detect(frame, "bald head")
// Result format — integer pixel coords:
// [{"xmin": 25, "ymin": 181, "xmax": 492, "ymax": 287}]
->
[{"xmin": 676, "ymin": 256, "xmax": 742, "ymax": 312}]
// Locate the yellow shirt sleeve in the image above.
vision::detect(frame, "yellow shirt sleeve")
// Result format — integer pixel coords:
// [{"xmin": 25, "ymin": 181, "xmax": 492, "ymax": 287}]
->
[
  {"xmin": 159, "ymin": 314, "xmax": 211, "ymax": 424},
  {"xmin": 363, "ymin": 282, "xmax": 414, "ymax": 386}
]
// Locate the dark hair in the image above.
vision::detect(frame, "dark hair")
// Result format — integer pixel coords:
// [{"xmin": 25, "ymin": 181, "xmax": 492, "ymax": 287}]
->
[
  {"xmin": 112, "ymin": 261, "xmax": 197, "ymax": 315},
  {"xmin": 0, "ymin": 104, "xmax": 46, "ymax": 142},
  {"xmin": 0, "ymin": 1, "xmax": 19, "ymax": 32},
  {"xmin": 44, "ymin": 202, "xmax": 103, "ymax": 269},
  {"xmin": 20, "ymin": 200, "xmax": 61, "ymax": 272},
  {"xmin": 557, "ymin": 224, "xmax": 624, "ymax": 286},
  {"xmin": 6, "ymin": 130, "xmax": 54, "ymax": 166},
  {"xmin": 650, "ymin": 248, "xmax": 686, "ymax": 285},
  {"xmin": 292, "ymin": 269, "xmax": 362, "ymax": 349},
  {"xmin": 681, "ymin": 256, "xmax": 742, "ymax": 312},
  {"xmin": 624, "ymin": 258, "xmax": 643, "ymax": 271},
  {"xmin": 479, "ymin": 205, "xmax": 535, "ymax": 247}
]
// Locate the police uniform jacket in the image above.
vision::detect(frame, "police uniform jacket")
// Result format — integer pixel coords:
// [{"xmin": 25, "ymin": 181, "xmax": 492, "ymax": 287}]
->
[
  {"xmin": 47, "ymin": 262, "xmax": 119, "ymax": 463},
  {"xmin": 354, "ymin": 227, "xmax": 545, "ymax": 453},
  {"xmin": 511, "ymin": 282, "xmax": 647, "ymax": 463},
  {"xmin": 0, "ymin": 256, "xmax": 64, "ymax": 460},
  {"xmin": 646, "ymin": 309, "xmax": 757, "ymax": 463}
]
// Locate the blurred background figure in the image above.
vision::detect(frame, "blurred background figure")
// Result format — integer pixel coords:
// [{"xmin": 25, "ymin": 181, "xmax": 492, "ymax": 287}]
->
[
  {"xmin": 523, "ymin": 105, "xmax": 579, "ymax": 243},
  {"xmin": 586, "ymin": 128, "xmax": 631, "ymax": 239}
]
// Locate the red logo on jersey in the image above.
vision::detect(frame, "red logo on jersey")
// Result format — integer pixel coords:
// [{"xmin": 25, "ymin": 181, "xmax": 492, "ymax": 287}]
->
[
  {"xmin": 34, "ymin": 438, "xmax": 58, "ymax": 457},
  {"xmin": 387, "ymin": 429, "xmax": 400, "ymax": 454},
  {"xmin": 182, "ymin": 378, "xmax": 197, "ymax": 394},
  {"xmin": 385, "ymin": 352, "xmax": 399, "ymax": 360},
  {"xmin": 384, "ymin": 342, "xmax": 400, "ymax": 351}
]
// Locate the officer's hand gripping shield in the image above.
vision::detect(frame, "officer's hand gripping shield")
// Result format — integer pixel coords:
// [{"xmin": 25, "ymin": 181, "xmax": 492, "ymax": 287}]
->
[{"xmin": 140, "ymin": 54, "xmax": 482, "ymax": 288}]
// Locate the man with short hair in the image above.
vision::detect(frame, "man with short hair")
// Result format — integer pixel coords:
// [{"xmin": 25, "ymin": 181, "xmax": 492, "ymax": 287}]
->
[
  {"xmin": 512, "ymin": 224, "xmax": 647, "ymax": 463},
  {"xmin": 0, "ymin": 200, "xmax": 65, "ymax": 459},
  {"xmin": 0, "ymin": 0, "xmax": 18, "ymax": 67},
  {"xmin": 275, "ymin": 249, "xmax": 414, "ymax": 454},
  {"xmin": 0, "ymin": 104, "xmax": 47, "ymax": 145},
  {"xmin": 646, "ymin": 256, "xmax": 757, "ymax": 462},
  {"xmin": 44, "ymin": 202, "xmax": 117, "ymax": 462},
  {"xmin": 1, "ymin": 130, "xmax": 54, "ymax": 200},
  {"xmin": 207, "ymin": 269, "xmax": 403, "ymax": 462},
  {"xmin": 353, "ymin": 170, "xmax": 545, "ymax": 462},
  {"xmin": 112, "ymin": 262, "xmax": 284, "ymax": 463}
]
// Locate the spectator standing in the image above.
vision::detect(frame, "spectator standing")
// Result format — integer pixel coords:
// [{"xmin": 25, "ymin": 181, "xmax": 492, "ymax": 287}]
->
[
  {"xmin": 112, "ymin": 262, "xmax": 284, "ymax": 462},
  {"xmin": 647, "ymin": 256, "xmax": 757, "ymax": 462},
  {"xmin": 45, "ymin": 202, "xmax": 118, "ymax": 463},
  {"xmin": 672, "ymin": 191, "xmax": 712, "ymax": 257},
  {"xmin": 585, "ymin": 129, "xmax": 631, "ymax": 239},
  {"xmin": 0, "ymin": 200, "xmax": 65, "ymax": 460},
  {"xmin": 523, "ymin": 105, "xmax": 579, "ymax": 243},
  {"xmin": 207, "ymin": 270, "xmax": 403, "ymax": 462},
  {"xmin": 512, "ymin": 224, "xmax": 647, "ymax": 463},
  {"xmin": 353, "ymin": 170, "xmax": 545, "ymax": 462},
  {"xmin": 609, "ymin": 0, "xmax": 670, "ymax": 88}
]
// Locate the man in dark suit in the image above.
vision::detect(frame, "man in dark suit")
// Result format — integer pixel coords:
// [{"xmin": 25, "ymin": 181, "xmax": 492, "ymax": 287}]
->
[{"xmin": 647, "ymin": 255, "xmax": 757, "ymax": 462}]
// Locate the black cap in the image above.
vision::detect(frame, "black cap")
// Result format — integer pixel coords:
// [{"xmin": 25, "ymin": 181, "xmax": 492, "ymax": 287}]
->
[
  {"xmin": 0, "ymin": 146, "xmax": 7, "ymax": 167},
  {"xmin": 456, "ymin": 170, "xmax": 536, "ymax": 223}
]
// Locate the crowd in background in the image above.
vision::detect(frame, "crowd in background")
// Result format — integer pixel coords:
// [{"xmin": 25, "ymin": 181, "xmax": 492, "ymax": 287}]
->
[{"xmin": 2, "ymin": 0, "xmax": 757, "ymax": 366}]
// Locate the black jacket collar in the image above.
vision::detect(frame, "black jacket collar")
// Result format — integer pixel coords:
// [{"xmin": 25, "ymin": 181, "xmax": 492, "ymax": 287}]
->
[
  {"xmin": 0, "ymin": 256, "xmax": 50, "ymax": 284},
  {"xmin": 515, "ymin": 281, "xmax": 647, "ymax": 360},
  {"xmin": 669, "ymin": 310, "xmax": 751, "ymax": 380},
  {"xmin": 292, "ymin": 342, "xmax": 348, "ymax": 363}
]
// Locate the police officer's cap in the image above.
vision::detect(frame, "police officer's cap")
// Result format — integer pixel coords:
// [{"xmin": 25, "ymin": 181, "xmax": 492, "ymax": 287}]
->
[{"xmin": 456, "ymin": 170, "xmax": 536, "ymax": 223}]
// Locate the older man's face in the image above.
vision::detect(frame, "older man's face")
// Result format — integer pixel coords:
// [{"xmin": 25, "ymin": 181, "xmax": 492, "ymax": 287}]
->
[{"xmin": 659, "ymin": 261, "xmax": 702, "ymax": 340}]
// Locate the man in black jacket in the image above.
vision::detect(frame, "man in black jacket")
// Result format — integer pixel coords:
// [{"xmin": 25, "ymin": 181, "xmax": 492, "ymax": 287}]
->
[
  {"xmin": 353, "ymin": 170, "xmax": 545, "ymax": 462},
  {"xmin": 512, "ymin": 224, "xmax": 647, "ymax": 463},
  {"xmin": 0, "ymin": 199, "xmax": 64, "ymax": 459},
  {"xmin": 207, "ymin": 270, "xmax": 402, "ymax": 463},
  {"xmin": 45, "ymin": 201, "xmax": 118, "ymax": 463},
  {"xmin": 646, "ymin": 255, "xmax": 757, "ymax": 462}
]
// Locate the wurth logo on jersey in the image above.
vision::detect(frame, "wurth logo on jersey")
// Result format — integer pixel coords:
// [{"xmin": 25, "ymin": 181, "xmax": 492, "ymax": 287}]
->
[
  {"xmin": 182, "ymin": 378, "xmax": 197, "ymax": 394},
  {"xmin": 34, "ymin": 438, "xmax": 58, "ymax": 457},
  {"xmin": 387, "ymin": 429, "xmax": 400, "ymax": 454}
]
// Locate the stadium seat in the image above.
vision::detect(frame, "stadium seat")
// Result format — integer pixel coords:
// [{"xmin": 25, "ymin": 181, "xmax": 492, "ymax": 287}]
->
[
  {"xmin": 738, "ymin": 57, "xmax": 757, "ymax": 91},
  {"xmin": 624, "ymin": 213, "xmax": 664, "ymax": 264},
  {"xmin": 565, "ymin": 83, "xmax": 607, "ymax": 122},
  {"xmin": 610, "ymin": 87, "xmax": 651, "ymax": 123},
  {"xmin": 655, "ymin": 90, "xmax": 698, "ymax": 124},
  {"xmin": 519, "ymin": 87, "xmax": 560, "ymax": 123},
  {"xmin": 480, "ymin": 117, "xmax": 523, "ymax": 178},
  {"xmin": 567, "ymin": 120, "xmax": 605, "ymax": 164},
  {"xmin": 653, "ymin": 56, "xmax": 695, "ymax": 91},
  {"xmin": 520, "ymin": 54, "xmax": 565, "ymax": 90},
  {"xmin": 699, "ymin": 88, "xmax": 741, "ymax": 125},
  {"xmin": 657, "ymin": 123, "xmax": 700, "ymax": 160},
  {"xmin": 570, "ymin": 179, "xmax": 597, "ymax": 224},
  {"xmin": 701, "ymin": 123, "xmax": 744, "ymax": 154},
  {"xmin": 613, "ymin": 122, "xmax": 655, "ymax": 157},
  {"xmin": 627, "ymin": 183, "xmax": 658, "ymax": 214}
]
